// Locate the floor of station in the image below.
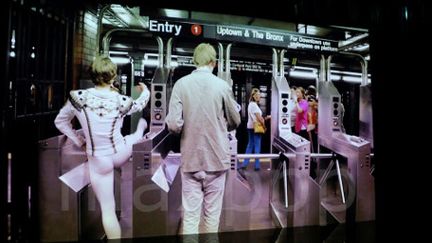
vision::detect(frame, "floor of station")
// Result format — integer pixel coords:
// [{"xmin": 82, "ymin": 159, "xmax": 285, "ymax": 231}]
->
[{"xmin": 234, "ymin": 159, "xmax": 274, "ymax": 231}]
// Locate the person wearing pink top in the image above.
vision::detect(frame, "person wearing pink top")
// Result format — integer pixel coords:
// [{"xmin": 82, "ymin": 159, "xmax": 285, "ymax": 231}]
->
[{"xmin": 294, "ymin": 87, "xmax": 309, "ymax": 139}]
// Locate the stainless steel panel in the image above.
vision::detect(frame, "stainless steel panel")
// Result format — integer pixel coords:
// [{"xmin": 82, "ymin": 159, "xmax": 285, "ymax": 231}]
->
[
  {"xmin": 318, "ymin": 80, "xmax": 375, "ymax": 223},
  {"xmin": 220, "ymin": 138, "xmax": 253, "ymax": 232},
  {"xmin": 359, "ymin": 84, "xmax": 374, "ymax": 148},
  {"xmin": 270, "ymin": 76, "xmax": 292, "ymax": 147},
  {"xmin": 132, "ymin": 66, "xmax": 183, "ymax": 237},
  {"xmin": 269, "ymin": 74, "xmax": 320, "ymax": 228},
  {"xmin": 150, "ymin": 67, "xmax": 171, "ymax": 131},
  {"xmin": 318, "ymin": 81, "xmax": 344, "ymax": 138},
  {"xmin": 318, "ymin": 129, "xmax": 374, "ymax": 223},
  {"xmin": 271, "ymin": 135, "xmax": 319, "ymax": 228},
  {"xmin": 132, "ymin": 151, "xmax": 182, "ymax": 237},
  {"xmin": 38, "ymin": 134, "xmax": 105, "ymax": 242}
]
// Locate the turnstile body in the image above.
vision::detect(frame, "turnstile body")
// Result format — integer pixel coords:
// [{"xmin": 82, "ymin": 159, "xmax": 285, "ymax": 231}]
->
[
  {"xmin": 220, "ymin": 135, "xmax": 253, "ymax": 232},
  {"xmin": 131, "ymin": 129, "xmax": 182, "ymax": 237},
  {"xmin": 318, "ymin": 81, "xmax": 375, "ymax": 223},
  {"xmin": 319, "ymin": 134, "xmax": 374, "ymax": 223},
  {"xmin": 269, "ymin": 74, "xmax": 320, "ymax": 228},
  {"xmin": 38, "ymin": 134, "xmax": 105, "ymax": 242},
  {"xmin": 271, "ymin": 134, "xmax": 320, "ymax": 228}
]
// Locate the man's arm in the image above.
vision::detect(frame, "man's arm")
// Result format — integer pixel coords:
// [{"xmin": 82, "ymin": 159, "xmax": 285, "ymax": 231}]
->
[{"xmin": 223, "ymin": 86, "xmax": 241, "ymax": 131}]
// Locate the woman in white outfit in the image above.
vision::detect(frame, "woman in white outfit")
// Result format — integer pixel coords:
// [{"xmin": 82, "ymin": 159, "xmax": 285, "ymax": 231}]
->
[
  {"xmin": 241, "ymin": 88, "xmax": 270, "ymax": 171},
  {"xmin": 54, "ymin": 56, "xmax": 150, "ymax": 239}
]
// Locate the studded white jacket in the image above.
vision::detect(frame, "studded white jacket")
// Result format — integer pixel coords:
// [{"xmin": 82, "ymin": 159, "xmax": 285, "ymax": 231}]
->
[{"xmin": 54, "ymin": 88, "xmax": 150, "ymax": 156}]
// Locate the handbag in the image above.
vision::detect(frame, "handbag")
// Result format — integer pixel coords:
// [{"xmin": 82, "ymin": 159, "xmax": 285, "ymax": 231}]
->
[{"xmin": 253, "ymin": 121, "xmax": 266, "ymax": 134}]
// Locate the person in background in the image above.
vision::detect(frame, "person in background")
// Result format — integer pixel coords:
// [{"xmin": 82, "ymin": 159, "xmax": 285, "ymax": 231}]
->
[
  {"xmin": 54, "ymin": 56, "xmax": 150, "ymax": 239},
  {"xmin": 165, "ymin": 43, "xmax": 241, "ymax": 235},
  {"xmin": 307, "ymin": 95, "xmax": 318, "ymax": 152},
  {"xmin": 305, "ymin": 85, "xmax": 316, "ymax": 100},
  {"xmin": 294, "ymin": 86, "xmax": 309, "ymax": 139},
  {"xmin": 241, "ymin": 88, "xmax": 271, "ymax": 171}
]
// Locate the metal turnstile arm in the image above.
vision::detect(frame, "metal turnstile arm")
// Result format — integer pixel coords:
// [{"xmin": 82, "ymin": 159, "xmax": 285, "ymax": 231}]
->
[
  {"xmin": 283, "ymin": 161, "xmax": 288, "ymax": 208},
  {"xmin": 335, "ymin": 159, "xmax": 346, "ymax": 204}
]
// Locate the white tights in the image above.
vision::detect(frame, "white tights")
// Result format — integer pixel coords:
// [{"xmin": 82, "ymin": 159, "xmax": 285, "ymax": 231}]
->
[{"xmin": 87, "ymin": 118, "xmax": 146, "ymax": 239}]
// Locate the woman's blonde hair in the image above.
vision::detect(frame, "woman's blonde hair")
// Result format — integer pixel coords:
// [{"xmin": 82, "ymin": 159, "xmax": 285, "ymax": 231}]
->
[
  {"xmin": 296, "ymin": 86, "xmax": 305, "ymax": 99},
  {"xmin": 249, "ymin": 88, "xmax": 260, "ymax": 102},
  {"xmin": 193, "ymin": 43, "xmax": 216, "ymax": 67},
  {"xmin": 89, "ymin": 56, "xmax": 117, "ymax": 86}
]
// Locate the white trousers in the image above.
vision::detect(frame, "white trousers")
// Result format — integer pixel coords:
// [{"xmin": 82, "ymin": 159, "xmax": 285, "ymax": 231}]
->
[
  {"xmin": 87, "ymin": 118, "xmax": 146, "ymax": 239},
  {"xmin": 181, "ymin": 170, "xmax": 227, "ymax": 235}
]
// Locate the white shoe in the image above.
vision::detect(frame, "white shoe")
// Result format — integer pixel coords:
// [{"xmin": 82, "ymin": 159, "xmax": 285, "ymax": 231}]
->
[
  {"xmin": 132, "ymin": 118, "xmax": 147, "ymax": 143},
  {"xmin": 137, "ymin": 118, "xmax": 148, "ymax": 133}
]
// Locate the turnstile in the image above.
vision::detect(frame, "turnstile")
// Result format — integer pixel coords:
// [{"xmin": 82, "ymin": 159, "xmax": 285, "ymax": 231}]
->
[
  {"xmin": 131, "ymin": 129, "xmax": 182, "ymax": 237},
  {"xmin": 38, "ymin": 133, "xmax": 106, "ymax": 242},
  {"xmin": 272, "ymin": 134, "xmax": 320, "ymax": 227},
  {"xmin": 131, "ymin": 66, "xmax": 184, "ymax": 237},
  {"xmin": 217, "ymin": 43, "xmax": 255, "ymax": 232},
  {"xmin": 269, "ymin": 64, "xmax": 320, "ymax": 228},
  {"xmin": 219, "ymin": 134, "xmax": 254, "ymax": 232},
  {"xmin": 318, "ymin": 80, "xmax": 375, "ymax": 223}
]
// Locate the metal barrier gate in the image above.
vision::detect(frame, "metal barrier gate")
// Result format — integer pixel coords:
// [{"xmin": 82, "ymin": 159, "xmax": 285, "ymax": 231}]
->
[
  {"xmin": 269, "ymin": 49, "xmax": 321, "ymax": 228},
  {"xmin": 38, "ymin": 132, "xmax": 111, "ymax": 242},
  {"xmin": 131, "ymin": 64, "xmax": 182, "ymax": 237},
  {"xmin": 317, "ymin": 55, "xmax": 375, "ymax": 223}
]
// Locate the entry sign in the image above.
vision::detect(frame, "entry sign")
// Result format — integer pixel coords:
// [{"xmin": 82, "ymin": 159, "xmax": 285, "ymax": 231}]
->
[
  {"xmin": 191, "ymin": 24, "xmax": 202, "ymax": 36},
  {"xmin": 149, "ymin": 19, "xmax": 203, "ymax": 37}
]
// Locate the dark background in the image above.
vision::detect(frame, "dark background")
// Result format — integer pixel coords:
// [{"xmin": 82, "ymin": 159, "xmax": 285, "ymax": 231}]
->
[{"xmin": 1, "ymin": 0, "xmax": 430, "ymax": 241}]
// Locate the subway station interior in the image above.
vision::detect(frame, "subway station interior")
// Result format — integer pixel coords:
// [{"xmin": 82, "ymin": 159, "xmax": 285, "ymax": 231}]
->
[{"xmin": 0, "ymin": 0, "xmax": 429, "ymax": 242}]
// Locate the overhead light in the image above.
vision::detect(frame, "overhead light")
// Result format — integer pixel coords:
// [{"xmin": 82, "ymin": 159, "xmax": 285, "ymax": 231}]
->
[
  {"xmin": 163, "ymin": 9, "xmax": 188, "ymax": 18},
  {"xmin": 109, "ymin": 51, "xmax": 129, "ymax": 55},
  {"xmin": 142, "ymin": 59, "xmax": 159, "ymax": 66},
  {"xmin": 341, "ymin": 76, "xmax": 361, "ymax": 82},
  {"xmin": 109, "ymin": 43, "xmax": 131, "ymax": 50},
  {"xmin": 297, "ymin": 24, "xmax": 319, "ymax": 35},
  {"xmin": 110, "ymin": 57, "xmax": 131, "ymax": 64},
  {"xmin": 353, "ymin": 43, "xmax": 369, "ymax": 51},
  {"xmin": 345, "ymin": 31, "xmax": 352, "ymax": 39},
  {"xmin": 293, "ymin": 66, "xmax": 317, "ymax": 72},
  {"xmin": 331, "ymin": 70, "xmax": 362, "ymax": 76},
  {"xmin": 330, "ymin": 74, "xmax": 341, "ymax": 81},
  {"xmin": 142, "ymin": 59, "xmax": 178, "ymax": 67},
  {"xmin": 338, "ymin": 33, "xmax": 369, "ymax": 50},
  {"xmin": 290, "ymin": 70, "xmax": 317, "ymax": 79},
  {"xmin": 342, "ymin": 76, "xmax": 372, "ymax": 84}
]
